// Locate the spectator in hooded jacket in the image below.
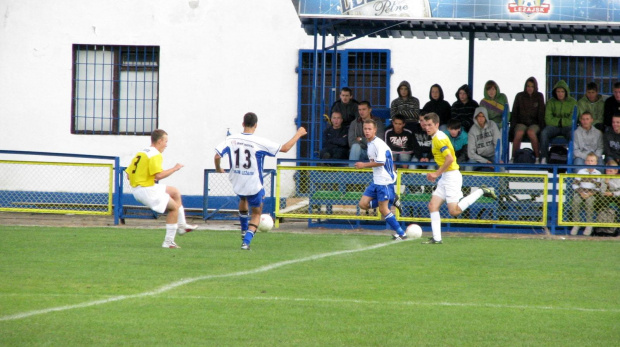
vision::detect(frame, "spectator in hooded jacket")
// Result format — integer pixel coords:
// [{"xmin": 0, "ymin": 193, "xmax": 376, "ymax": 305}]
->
[
  {"xmin": 330, "ymin": 87, "xmax": 359, "ymax": 128},
  {"xmin": 466, "ymin": 107, "xmax": 501, "ymax": 171},
  {"xmin": 390, "ymin": 80, "xmax": 420, "ymax": 124},
  {"xmin": 540, "ymin": 80, "xmax": 578, "ymax": 164},
  {"xmin": 450, "ymin": 84, "xmax": 478, "ymax": 132},
  {"xmin": 577, "ymin": 82, "xmax": 605, "ymax": 132},
  {"xmin": 511, "ymin": 77, "xmax": 546, "ymax": 163},
  {"xmin": 421, "ymin": 84, "xmax": 451, "ymax": 130},
  {"xmin": 479, "ymin": 80, "xmax": 509, "ymax": 130}
]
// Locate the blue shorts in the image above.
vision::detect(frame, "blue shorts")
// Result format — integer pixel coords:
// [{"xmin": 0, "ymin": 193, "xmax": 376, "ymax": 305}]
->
[
  {"xmin": 239, "ymin": 189, "xmax": 265, "ymax": 208},
  {"xmin": 363, "ymin": 183, "xmax": 395, "ymax": 203}
]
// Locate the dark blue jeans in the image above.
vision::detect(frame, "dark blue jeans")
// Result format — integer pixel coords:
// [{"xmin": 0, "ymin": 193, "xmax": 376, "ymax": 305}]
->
[{"xmin": 540, "ymin": 126, "xmax": 571, "ymax": 159}]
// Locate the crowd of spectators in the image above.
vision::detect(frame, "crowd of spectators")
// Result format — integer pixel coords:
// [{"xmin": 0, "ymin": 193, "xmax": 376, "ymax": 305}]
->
[{"xmin": 322, "ymin": 80, "xmax": 620, "ymax": 169}]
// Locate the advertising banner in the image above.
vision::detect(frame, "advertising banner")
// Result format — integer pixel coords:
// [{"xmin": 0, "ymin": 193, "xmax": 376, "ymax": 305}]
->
[{"xmin": 297, "ymin": 0, "xmax": 620, "ymax": 23}]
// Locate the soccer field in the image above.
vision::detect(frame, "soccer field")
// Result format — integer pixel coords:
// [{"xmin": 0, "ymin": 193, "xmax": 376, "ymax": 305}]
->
[{"xmin": 0, "ymin": 226, "xmax": 618, "ymax": 346}]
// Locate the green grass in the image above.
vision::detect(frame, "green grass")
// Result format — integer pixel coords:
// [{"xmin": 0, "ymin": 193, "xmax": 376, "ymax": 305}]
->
[{"xmin": 0, "ymin": 226, "xmax": 618, "ymax": 346}]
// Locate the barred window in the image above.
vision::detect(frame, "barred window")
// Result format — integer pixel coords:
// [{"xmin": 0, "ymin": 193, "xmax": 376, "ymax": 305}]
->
[
  {"xmin": 546, "ymin": 56, "xmax": 619, "ymax": 100},
  {"xmin": 297, "ymin": 49, "xmax": 391, "ymax": 159},
  {"xmin": 72, "ymin": 45, "xmax": 159, "ymax": 135}
]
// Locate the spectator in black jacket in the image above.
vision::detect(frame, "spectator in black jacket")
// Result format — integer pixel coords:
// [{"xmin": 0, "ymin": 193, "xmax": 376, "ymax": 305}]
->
[
  {"xmin": 319, "ymin": 111, "xmax": 349, "ymax": 162},
  {"xmin": 421, "ymin": 84, "xmax": 452, "ymax": 131},
  {"xmin": 604, "ymin": 114, "xmax": 620, "ymax": 164},
  {"xmin": 603, "ymin": 82, "xmax": 620, "ymax": 132},
  {"xmin": 450, "ymin": 84, "xmax": 479, "ymax": 132}
]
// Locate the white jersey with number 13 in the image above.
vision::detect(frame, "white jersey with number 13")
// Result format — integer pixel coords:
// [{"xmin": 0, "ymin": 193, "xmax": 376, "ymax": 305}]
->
[{"xmin": 215, "ymin": 133, "xmax": 281, "ymax": 196}]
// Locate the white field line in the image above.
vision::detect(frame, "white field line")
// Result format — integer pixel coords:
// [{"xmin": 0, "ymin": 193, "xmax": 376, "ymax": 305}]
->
[
  {"xmin": 163, "ymin": 295, "xmax": 619, "ymax": 313},
  {"xmin": 0, "ymin": 240, "xmax": 399, "ymax": 322}
]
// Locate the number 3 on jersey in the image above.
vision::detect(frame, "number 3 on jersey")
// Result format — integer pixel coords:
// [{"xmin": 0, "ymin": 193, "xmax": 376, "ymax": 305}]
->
[
  {"xmin": 131, "ymin": 155, "xmax": 143, "ymax": 173},
  {"xmin": 234, "ymin": 148, "xmax": 251, "ymax": 169}
]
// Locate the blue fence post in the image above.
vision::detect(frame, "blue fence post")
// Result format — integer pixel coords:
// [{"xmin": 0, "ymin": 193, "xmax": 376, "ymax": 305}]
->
[
  {"xmin": 502, "ymin": 103, "xmax": 510, "ymax": 163},
  {"xmin": 566, "ymin": 106, "xmax": 578, "ymax": 171},
  {"xmin": 549, "ymin": 166, "xmax": 559, "ymax": 235},
  {"xmin": 494, "ymin": 141, "xmax": 501, "ymax": 172},
  {"xmin": 114, "ymin": 157, "xmax": 121, "ymax": 225},
  {"xmin": 203, "ymin": 169, "xmax": 209, "ymax": 220}
]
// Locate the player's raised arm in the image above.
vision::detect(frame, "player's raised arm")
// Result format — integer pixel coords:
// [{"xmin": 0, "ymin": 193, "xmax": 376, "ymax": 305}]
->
[{"xmin": 280, "ymin": 127, "xmax": 308, "ymax": 153}]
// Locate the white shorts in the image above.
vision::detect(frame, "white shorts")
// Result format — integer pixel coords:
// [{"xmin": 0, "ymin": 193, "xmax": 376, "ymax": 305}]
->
[
  {"xmin": 132, "ymin": 184, "xmax": 170, "ymax": 214},
  {"xmin": 432, "ymin": 170, "xmax": 463, "ymax": 204}
]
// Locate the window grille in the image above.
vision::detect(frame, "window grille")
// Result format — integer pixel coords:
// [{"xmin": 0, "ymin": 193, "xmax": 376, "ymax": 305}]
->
[
  {"xmin": 72, "ymin": 45, "xmax": 160, "ymax": 135},
  {"xmin": 546, "ymin": 56, "xmax": 619, "ymax": 100},
  {"xmin": 297, "ymin": 49, "xmax": 391, "ymax": 159}
]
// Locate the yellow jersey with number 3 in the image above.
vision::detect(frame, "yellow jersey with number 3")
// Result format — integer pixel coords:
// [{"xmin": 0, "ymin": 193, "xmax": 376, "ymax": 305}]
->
[
  {"xmin": 431, "ymin": 131, "xmax": 459, "ymax": 171},
  {"xmin": 125, "ymin": 147, "xmax": 163, "ymax": 188}
]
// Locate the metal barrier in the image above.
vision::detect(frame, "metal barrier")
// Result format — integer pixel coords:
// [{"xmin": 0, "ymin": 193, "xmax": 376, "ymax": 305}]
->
[
  {"xmin": 202, "ymin": 169, "xmax": 276, "ymax": 220},
  {"xmin": 558, "ymin": 172, "xmax": 620, "ymax": 231},
  {"xmin": 3, "ymin": 150, "xmax": 615, "ymax": 234},
  {"xmin": 0, "ymin": 150, "xmax": 122, "ymax": 225},
  {"xmin": 274, "ymin": 159, "xmax": 618, "ymax": 235}
]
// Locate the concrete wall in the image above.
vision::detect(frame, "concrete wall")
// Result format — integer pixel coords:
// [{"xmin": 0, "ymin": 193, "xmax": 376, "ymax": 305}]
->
[{"xmin": 1, "ymin": 0, "xmax": 618, "ymax": 196}]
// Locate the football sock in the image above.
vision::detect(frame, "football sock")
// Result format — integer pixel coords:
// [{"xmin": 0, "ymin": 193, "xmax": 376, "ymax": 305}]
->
[
  {"xmin": 243, "ymin": 230, "xmax": 255, "ymax": 245},
  {"xmin": 385, "ymin": 213, "xmax": 403, "ymax": 235},
  {"xmin": 165, "ymin": 223, "xmax": 178, "ymax": 242},
  {"xmin": 430, "ymin": 211, "xmax": 441, "ymax": 241},
  {"xmin": 177, "ymin": 206, "xmax": 187, "ymax": 227},
  {"xmin": 239, "ymin": 210, "xmax": 249, "ymax": 232},
  {"xmin": 457, "ymin": 188, "xmax": 484, "ymax": 212}
]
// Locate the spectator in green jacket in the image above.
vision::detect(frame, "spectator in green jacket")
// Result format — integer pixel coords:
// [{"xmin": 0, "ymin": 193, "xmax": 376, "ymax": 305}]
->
[
  {"xmin": 539, "ymin": 80, "xmax": 577, "ymax": 164},
  {"xmin": 479, "ymin": 80, "xmax": 509, "ymax": 130},
  {"xmin": 577, "ymin": 82, "xmax": 605, "ymax": 132}
]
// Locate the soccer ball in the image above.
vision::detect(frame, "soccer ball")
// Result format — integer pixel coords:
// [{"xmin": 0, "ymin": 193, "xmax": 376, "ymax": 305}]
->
[
  {"xmin": 258, "ymin": 214, "xmax": 274, "ymax": 232},
  {"xmin": 405, "ymin": 224, "xmax": 423, "ymax": 239}
]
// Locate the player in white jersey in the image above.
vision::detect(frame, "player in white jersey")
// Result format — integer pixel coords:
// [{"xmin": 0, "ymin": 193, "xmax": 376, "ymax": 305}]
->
[
  {"xmin": 355, "ymin": 118, "xmax": 406, "ymax": 240},
  {"xmin": 215, "ymin": 112, "xmax": 307, "ymax": 250}
]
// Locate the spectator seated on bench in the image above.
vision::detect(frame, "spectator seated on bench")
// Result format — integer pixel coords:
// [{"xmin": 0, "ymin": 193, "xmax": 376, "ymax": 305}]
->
[
  {"xmin": 510, "ymin": 76, "xmax": 545, "ymax": 163},
  {"xmin": 465, "ymin": 107, "xmax": 502, "ymax": 171},
  {"xmin": 540, "ymin": 80, "xmax": 577, "ymax": 164}
]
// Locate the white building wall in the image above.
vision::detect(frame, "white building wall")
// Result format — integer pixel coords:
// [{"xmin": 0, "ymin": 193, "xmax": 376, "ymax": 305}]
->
[{"xmin": 0, "ymin": 0, "xmax": 618, "ymax": 196}]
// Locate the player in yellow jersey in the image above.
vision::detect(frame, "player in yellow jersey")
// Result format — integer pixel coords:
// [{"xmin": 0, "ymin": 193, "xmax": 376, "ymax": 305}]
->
[
  {"xmin": 420, "ymin": 113, "xmax": 497, "ymax": 244},
  {"xmin": 125, "ymin": 129, "xmax": 197, "ymax": 249}
]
